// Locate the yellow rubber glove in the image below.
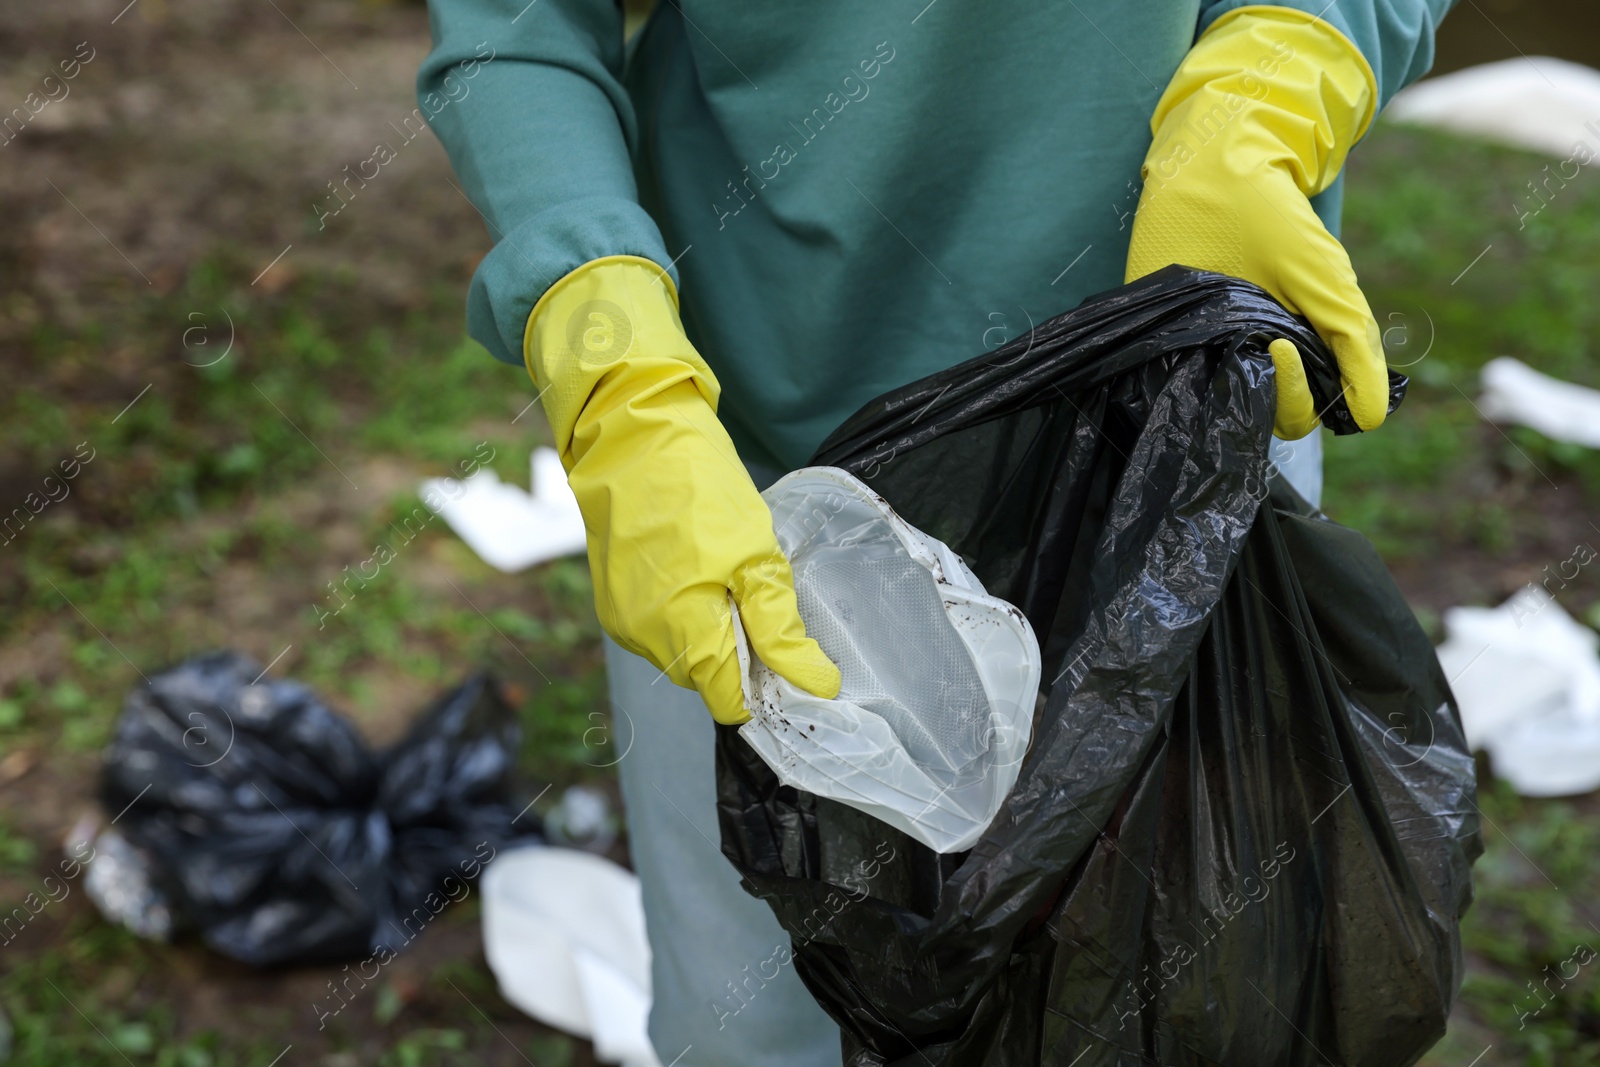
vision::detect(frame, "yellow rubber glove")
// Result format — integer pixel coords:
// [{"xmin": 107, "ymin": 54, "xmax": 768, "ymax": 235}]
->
[
  {"xmin": 1125, "ymin": 7, "xmax": 1384, "ymax": 439},
  {"xmin": 524, "ymin": 256, "xmax": 841, "ymax": 725}
]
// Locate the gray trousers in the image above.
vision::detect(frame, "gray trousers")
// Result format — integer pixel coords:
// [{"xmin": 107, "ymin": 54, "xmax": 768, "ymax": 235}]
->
[
  {"xmin": 607, "ymin": 635, "xmax": 844, "ymax": 1067},
  {"xmin": 606, "ymin": 435, "xmax": 1322, "ymax": 1067}
]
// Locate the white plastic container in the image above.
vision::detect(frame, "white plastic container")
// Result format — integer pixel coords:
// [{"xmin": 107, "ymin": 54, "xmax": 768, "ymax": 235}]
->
[{"xmin": 736, "ymin": 467, "xmax": 1041, "ymax": 854}]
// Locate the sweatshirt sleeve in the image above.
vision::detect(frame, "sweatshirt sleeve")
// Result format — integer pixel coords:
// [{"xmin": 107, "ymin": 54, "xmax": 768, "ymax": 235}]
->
[
  {"xmin": 418, "ymin": 0, "xmax": 675, "ymax": 366},
  {"xmin": 1196, "ymin": 0, "xmax": 1459, "ymax": 109}
]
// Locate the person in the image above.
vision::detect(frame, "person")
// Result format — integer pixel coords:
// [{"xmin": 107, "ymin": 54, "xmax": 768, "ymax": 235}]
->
[{"xmin": 419, "ymin": 2, "xmax": 1454, "ymax": 1063}]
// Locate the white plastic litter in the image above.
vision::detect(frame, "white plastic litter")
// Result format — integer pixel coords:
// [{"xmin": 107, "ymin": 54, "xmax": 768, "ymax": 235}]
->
[
  {"xmin": 544, "ymin": 783, "xmax": 617, "ymax": 854},
  {"xmin": 1477, "ymin": 356, "xmax": 1600, "ymax": 448},
  {"xmin": 735, "ymin": 467, "xmax": 1041, "ymax": 854},
  {"xmin": 419, "ymin": 447, "xmax": 587, "ymax": 572},
  {"xmin": 1436, "ymin": 586, "xmax": 1600, "ymax": 797},
  {"xmin": 81, "ymin": 827, "xmax": 174, "ymax": 942},
  {"xmin": 1386, "ymin": 56, "xmax": 1600, "ymax": 157},
  {"xmin": 481, "ymin": 846, "xmax": 662, "ymax": 1067}
]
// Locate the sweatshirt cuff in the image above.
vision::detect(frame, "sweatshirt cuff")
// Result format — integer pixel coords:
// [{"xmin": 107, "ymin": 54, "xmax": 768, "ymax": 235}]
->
[{"xmin": 465, "ymin": 195, "xmax": 676, "ymax": 365}]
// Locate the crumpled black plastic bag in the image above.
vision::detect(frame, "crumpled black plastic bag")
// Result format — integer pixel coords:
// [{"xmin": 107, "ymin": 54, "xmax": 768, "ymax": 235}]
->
[
  {"xmin": 716, "ymin": 267, "xmax": 1481, "ymax": 1067},
  {"xmin": 102, "ymin": 650, "xmax": 531, "ymax": 966}
]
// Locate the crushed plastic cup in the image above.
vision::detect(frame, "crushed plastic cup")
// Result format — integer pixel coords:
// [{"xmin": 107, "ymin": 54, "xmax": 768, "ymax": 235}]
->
[{"xmin": 734, "ymin": 466, "xmax": 1041, "ymax": 854}]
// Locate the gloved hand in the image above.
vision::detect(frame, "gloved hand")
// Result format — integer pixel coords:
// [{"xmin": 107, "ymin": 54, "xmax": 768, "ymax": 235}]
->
[
  {"xmin": 525, "ymin": 256, "xmax": 841, "ymax": 724},
  {"xmin": 1125, "ymin": 8, "xmax": 1384, "ymax": 439}
]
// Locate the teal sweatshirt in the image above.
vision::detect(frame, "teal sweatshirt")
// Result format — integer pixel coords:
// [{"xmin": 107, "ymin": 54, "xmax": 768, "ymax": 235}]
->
[{"xmin": 419, "ymin": 1, "xmax": 1455, "ymax": 471}]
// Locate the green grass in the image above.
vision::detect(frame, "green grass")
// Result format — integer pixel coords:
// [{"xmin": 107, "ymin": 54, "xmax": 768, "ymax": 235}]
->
[
  {"xmin": 1329, "ymin": 122, "xmax": 1600, "ymax": 560},
  {"xmin": 1414, "ymin": 782, "xmax": 1600, "ymax": 1066},
  {"xmin": 0, "ymin": 913, "xmax": 579, "ymax": 1066},
  {"xmin": 1, "ymin": 229, "xmax": 602, "ymax": 1061},
  {"xmin": 1336, "ymin": 122, "xmax": 1600, "ymax": 1066}
]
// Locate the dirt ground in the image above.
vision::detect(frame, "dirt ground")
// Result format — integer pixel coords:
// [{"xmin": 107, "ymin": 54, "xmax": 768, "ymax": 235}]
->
[{"xmin": 0, "ymin": 1, "xmax": 614, "ymax": 1062}]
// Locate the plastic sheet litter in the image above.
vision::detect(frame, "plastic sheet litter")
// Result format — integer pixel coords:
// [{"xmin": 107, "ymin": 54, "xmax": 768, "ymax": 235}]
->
[
  {"xmin": 716, "ymin": 267, "xmax": 1482, "ymax": 1066},
  {"xmin": 482, "ymin": 845, "xmax": 661, "ymax": 1067},
  {"xmin": 83, "ymin": 827, "xmax": 175, "ymax": 942},
  {"xmin": 101, "ymin": 650, "xmax": 532, "ymax": 966},
  {"xmin": 734, "ymin": 466, "xmax": 1040, "ymax": 854},
  {"xmin": 1437, "ymin": 585, "xmax": 1600, "ymax": 797},
  {"xmin": 421, "ymin": 446, "xmax": 587, "ymax": 572},
  {"xmin": 1387, "ymin": 56, "xmax": 1600, "ymax": 157},
  {"xmin": 544, "ymin": 784, "xmax": 618, "ymax": 854},
  {"xmin": 1477, "ymin": 356, "xmax": 1600, "ymax": 449}
]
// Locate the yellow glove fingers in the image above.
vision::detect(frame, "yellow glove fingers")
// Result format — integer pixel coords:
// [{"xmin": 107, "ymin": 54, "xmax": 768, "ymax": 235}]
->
[
  {"xmin": 569, "ymin": 405, "xmax": 711, "ymax": 627},
  {"xmin": 681, "ymin": 592, "xmax": 750, "ymax": 726},
  {"xmin": 1267, "ymin": 338, "xmax": 1318, "ymax": 440},
  {"xmin": 1125, "ymin": 169, "xmax": 1388, "ymax": 434},
  {"xmin": 699, "ymin": 642, "xmax": 753, "ymax": 726},
  {"xmin": 733, "ymin": 552, "xmax": 843, "ymax": 701},
  {"xmin": 592, "ymin": 547, "xmax": 751, "ymax": 724},
  {"xmin": 574, "ymin": 389, "xmax": 770, "ymax": 699},
  {"xmin": 1261, "ymin": 197, "xmax": 1388, "ymax": 431}
]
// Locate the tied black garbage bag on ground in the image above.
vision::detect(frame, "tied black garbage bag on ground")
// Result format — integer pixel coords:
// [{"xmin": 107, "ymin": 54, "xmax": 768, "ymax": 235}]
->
[
  {"xmin": 716, "ymin": 267, "xmax": 1482, "ymax": 1067},
  {"xmin": 102, "ymin": 650, "xmax": 530, "ymax": 966}
]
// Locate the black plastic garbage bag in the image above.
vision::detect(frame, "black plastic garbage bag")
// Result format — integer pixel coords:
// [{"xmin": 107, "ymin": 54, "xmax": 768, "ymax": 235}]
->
[
  {"xmin": 102, "ymin": 650, "xmax": 530, "ymax": 966},
  {"xmin": 716, "ymin": 267, "xmax": 1481, "ymax": 1066}
]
